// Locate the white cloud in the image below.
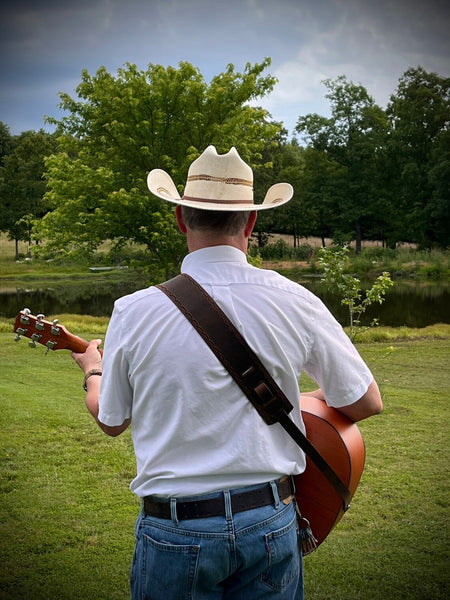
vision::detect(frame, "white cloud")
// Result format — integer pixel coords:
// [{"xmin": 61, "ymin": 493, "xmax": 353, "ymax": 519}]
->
[{"xmin": 259, "ymin": 0, "xmax": 450, "ymax": 135}]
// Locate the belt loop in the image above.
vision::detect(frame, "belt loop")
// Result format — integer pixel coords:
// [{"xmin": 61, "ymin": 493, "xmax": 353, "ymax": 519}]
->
[
  {"xmin": 170, "ymin": 498, "xmax": 179, "ymax": 525},
  {"xmin": 270, "ymin": 480, "xmax": 280, "ymax": 509},
  {"xmin": 223, "ymin": 491, "xmax": 233, "ymax": 521}
]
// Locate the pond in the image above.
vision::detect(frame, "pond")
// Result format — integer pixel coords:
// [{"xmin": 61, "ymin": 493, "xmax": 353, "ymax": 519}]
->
[
  {"xmin": 301, "ymin": 277, "xmax": 449, "ymax": 328},
  {"xmin": 1, "ymin": 272, "xmax": 449, "ymax": 328}
]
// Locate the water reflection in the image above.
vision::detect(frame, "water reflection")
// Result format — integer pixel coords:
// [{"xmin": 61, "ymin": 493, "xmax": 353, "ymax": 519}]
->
[
  {"xmin": 300, "ymin": 278, "xmax": 449, "ymax": 327},
  {"xmin": 0, "ymin": 275, "xmax": 149, "ymax": 319},
  {"xmin": 1, "ymin": 274, "xmax": 448, "ymax": 327}
]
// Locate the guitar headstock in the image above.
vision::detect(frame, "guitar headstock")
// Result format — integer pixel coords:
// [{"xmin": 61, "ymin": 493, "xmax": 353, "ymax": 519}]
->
[{"xmin": 14, "ymin": 309, "xmax": 89, "ymax": 353}]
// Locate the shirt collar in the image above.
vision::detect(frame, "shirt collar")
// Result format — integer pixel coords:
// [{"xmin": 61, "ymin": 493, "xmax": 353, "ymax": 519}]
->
[{"xmin": 181, "ymin": 246, "xmax": 248, "ymax": 272}]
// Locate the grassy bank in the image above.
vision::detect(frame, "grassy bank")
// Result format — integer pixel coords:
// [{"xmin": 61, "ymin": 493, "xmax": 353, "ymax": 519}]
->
[
  {"xmin": 2, "ymin": 233, "xmax": 449, "ymax": 282},
  {"xmin": 0, "ymin": 320, "xmax": 449, "ymax": 599}
]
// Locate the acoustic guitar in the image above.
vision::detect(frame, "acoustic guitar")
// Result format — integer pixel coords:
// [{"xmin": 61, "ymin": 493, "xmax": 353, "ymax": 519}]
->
[
  {"xmin": 13, "ymin": 308, "xmax": 365, "ymax": 554},
  {"xmin": 294, "ymin": 395, "xmax": 365, "ymax": 553}
]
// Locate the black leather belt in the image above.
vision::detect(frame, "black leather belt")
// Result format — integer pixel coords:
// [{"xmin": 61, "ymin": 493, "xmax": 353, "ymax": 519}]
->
[{"xmin": 143, "ymin": 476, "xmax": 294, "ymax": 520}]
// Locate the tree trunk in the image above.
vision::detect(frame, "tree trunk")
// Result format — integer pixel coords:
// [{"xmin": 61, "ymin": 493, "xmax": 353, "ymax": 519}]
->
[
  {"xmin": 15, "ymin": 238, "xmax": 19, "ymax": 261},
  {"xmin": 355, "ymin": 220, "xmax": 362, "ymax": 254}
]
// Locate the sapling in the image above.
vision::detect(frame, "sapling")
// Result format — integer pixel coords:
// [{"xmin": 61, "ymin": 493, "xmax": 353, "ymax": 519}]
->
[{"xmin": 317, "ymin": 245, "xmax": 394, "ymax": 341}]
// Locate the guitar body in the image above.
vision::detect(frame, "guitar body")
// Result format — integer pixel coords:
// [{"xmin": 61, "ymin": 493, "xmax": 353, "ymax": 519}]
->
[{"xmin": 295, "ymin": 395, "xmax": 366, "ymax": 552}]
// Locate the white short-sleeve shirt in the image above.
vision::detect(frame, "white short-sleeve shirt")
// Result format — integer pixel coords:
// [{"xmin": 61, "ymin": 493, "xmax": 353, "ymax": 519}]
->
[{"xmin": 98, "ymin": 246, "xmax": 373, "ymax": 497}]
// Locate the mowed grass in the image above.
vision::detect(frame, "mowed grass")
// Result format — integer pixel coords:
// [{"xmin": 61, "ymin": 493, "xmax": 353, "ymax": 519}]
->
[
  {"xmin": 1, "ymin": 319, "xmax": 138, "ymax": 599},
  {"xmin": 300, "ymin": 334, "xmax": 449, "ymax": 599},
  {"xmin": 0, "ymin": 317, "xmax": 449, "ymax": 599}
]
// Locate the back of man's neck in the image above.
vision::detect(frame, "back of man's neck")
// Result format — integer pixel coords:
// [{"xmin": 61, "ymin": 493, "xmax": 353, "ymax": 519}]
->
[{"xmin": 187, "ymin": 233, "xmax": 247, "ymax": 254}]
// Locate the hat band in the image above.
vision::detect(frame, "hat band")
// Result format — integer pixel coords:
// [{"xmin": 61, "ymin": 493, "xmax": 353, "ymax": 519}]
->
[
  {"xmin": 187, "ymin": 174, "xmax": 253, "ymax": 187},
  {"xmin": 182, "ymin": 196, "xmax": 252, "ymax": 205}
]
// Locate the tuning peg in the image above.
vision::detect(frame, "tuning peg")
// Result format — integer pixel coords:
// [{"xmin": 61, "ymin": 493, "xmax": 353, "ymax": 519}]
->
[
  {"xmin": 28, "ymin": 333, "xmax": 42, "ymax": 348},
  {"xmin": 35, "ymin": 313, "xmax": 46, "ymax": 331},
  {"xmin": 14, "ymin": 326, "xmax": 27, "ymax": 342},
  {"xmin": 45, "ymin": 340, "xmax": 57, "ymax": 355},
  {"xmin": 20, "ymin": 308, "xmax": 31, "ymax": 326},
  {"xmin": 51, "ymin": 319, "xmax": 60, "ymax": 336},
  {"xmin": 33, "ymin": 333, "xmax": 41, "ymax": 343}
]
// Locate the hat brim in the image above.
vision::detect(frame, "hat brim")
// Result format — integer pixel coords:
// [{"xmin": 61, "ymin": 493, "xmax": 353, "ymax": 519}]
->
[{"xmin": 147, "ymin": 170, "xmax": 293, "ymax": 211}]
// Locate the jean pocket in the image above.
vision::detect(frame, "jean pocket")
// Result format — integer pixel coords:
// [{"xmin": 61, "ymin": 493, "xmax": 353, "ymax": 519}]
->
[
  {"xmin": 131, "ymin": 531, "xmax": 200, "ymax": 600},
  {"xmin": 261, "ymin": 516, "xmax": 300, "ymax": 592}
]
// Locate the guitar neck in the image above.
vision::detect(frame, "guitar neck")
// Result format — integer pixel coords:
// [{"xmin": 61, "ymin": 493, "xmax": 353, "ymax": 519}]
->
[
  {"xmin": 14, "ymin": 310, "xmax": 102, "ymax": 354},
  {"xmin": 64, "ymin": 334, "xmax": 90, "ymax": 353}
]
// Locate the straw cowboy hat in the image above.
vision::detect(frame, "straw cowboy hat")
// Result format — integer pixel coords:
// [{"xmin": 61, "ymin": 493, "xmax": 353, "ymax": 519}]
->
[{"xmin": 147, "ymin": 145, "xmax": 293, "ymax": 211}]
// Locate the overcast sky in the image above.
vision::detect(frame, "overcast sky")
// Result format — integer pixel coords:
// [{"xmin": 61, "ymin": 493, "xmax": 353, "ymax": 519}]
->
[{"xmin": 1, "ymin": 0, "xmax": 449, "ymax": 138}]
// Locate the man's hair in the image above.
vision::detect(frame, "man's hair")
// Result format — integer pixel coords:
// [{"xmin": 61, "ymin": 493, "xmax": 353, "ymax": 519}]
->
[{"xmin": 181, "ymin": 206, "xmax": 251, "ymax": 235}]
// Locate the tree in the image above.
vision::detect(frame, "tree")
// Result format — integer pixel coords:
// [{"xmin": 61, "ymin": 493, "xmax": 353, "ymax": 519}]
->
[
  {"xmin": 296, "ymin": 76, "xmax": 389, "ymax": 252},
  {"xmin": 427, "ymin": 129, "xmax": 450, "ymax": 248},
  {"xmin": 317, "ymin": 245, "xmax": 394, "ymax": 341},
  {"xmin": 295, "ymin": 147, "xmax": 345, "ymax": 246},
  {"xmin": 38, "ymin": 60, "xmax": 284, "ymax": 276},
  {"xmin": 0, "ymin": 121, "xmax": 13, "ymax": 166},
  {"xmin": 252, "ymin": 137, "xmax": 308, "ymax": 246},
  {"xmin": 0, "ymin": 130, "xmax": 58, "ymax": 259},
  {"xmin": 386, "ymin": 67, "xmax": 450, "ymax": 248}
]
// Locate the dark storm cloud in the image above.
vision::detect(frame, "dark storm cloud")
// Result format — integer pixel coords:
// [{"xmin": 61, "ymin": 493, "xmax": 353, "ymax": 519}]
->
[{"xmin": 0, "ymin": 0, "xmax": 448, "ymax": 135}]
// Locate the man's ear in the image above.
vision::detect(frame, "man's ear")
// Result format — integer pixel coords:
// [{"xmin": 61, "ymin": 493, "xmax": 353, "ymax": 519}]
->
[
  {"xmin": 175, "ymin": 205, "xmax": 187, "ymax": 233},
  {"xmin": 244, "ymin": 211, "xmax": 257, "ymax": 238}
]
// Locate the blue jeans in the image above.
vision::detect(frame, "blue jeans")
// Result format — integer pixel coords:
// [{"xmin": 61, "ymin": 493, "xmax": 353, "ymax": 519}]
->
[{"xmin": 130, "ymin": 481, "xmax": 304, "ymax": 599}]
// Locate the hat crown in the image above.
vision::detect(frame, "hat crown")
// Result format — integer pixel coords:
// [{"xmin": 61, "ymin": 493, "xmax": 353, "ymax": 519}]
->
[
  {"xmin": 184, "ymin": 146, "xmax": 253, "ymax": 203},
  {"xmin": 147, "ymin": 145, "xmax": 293, "ymax": 211}
]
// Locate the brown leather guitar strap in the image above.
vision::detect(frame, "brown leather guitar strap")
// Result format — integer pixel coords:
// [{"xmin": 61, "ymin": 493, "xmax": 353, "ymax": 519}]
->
[{"xmin": 157, "ymin": 273, "xmax": 351, "ymax": 509}]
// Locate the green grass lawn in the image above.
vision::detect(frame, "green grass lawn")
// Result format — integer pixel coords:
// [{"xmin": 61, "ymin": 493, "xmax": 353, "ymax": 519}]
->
[
  {"xmin": 1, "ymin": 319, "xmax": 449, "ymax": 599},
  {"xmin": 301, "ymin": 335, "xmax": 449, "ymax": 599}
]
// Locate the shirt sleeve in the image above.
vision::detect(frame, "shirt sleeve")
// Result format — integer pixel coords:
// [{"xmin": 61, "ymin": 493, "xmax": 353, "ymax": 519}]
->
[
  {"xmin": 98, "ymin": 306, "xmax": 133, "ymax": 426},
  {"xmin": 303, "ymin": 301, "xmax": 374, "ymax": 408}
]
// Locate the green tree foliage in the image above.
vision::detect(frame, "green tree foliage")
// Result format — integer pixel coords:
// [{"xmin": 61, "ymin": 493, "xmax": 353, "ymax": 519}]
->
[
  {"xmin": 37, "ymin": 60, "xmax": 283, "ymax": 275},
  {"xmin": 0, "ymin": 121, "xmax": 14, "ymax": 165},
  {"xmin": 0, "ymin": 129, "xmax": 58, "ymax": 259},
  {"xmin": 254, "ymin": 139, "xmax": 347, "ymax": 249},
  {"xmin": 386, "ymin": 67, "xmax": 450, "ymax": 248},
  {"xmin": 4, "ymin": 66, "xmax": 447, "ymax": 257},
  {"xmin": 295, "ymin": 146, "xmax": 345, "ymax": 246},
  {"xmin": 253, "ymin": 138, "xmax": 306, "ymax": 245},
  {"xmin": 296, "ymin": 76, "xmax": 389, "ymax": 253}
]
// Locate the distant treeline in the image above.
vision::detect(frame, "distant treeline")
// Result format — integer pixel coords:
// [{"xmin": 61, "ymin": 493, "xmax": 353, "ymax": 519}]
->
[{"xmin": 0, "ymin": 60, "xmax": 448, "ymax": 275}]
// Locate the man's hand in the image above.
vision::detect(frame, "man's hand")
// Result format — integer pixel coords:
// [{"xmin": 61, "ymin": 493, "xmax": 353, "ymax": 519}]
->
[
  {"xmin": 71, "ymin": 339, "xmax": 130, "ymax": 437},
  {"xmin": 72, "ymin": 339, "xmax": 103, "ymax": 375}
]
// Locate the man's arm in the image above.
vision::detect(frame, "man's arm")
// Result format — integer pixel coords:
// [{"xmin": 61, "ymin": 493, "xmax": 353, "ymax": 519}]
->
[
  {"xmin": 336, "ymin": 379, "xmax": 382, "ymax": 422},
  {"xmin": 72, "ymin": 339, "xmax": 131, "ymax": 437},
  {"xmin": 301, "ymin": 379, "xmax": 383, "ymax": 422}
]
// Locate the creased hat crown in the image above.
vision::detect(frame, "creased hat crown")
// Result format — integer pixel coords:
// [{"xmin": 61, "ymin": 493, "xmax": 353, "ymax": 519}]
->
[
  {"xmin": 147, "ymin": 145, "xmax": 293, "ymax": 212},
  {"xmin": 183, "ymin": 146, "xmax": 253, "ymax": 205}
]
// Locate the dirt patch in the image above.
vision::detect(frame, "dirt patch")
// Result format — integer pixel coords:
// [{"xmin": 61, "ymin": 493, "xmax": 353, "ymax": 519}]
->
[
  {"xmin": 263, "ymin": 234, "xmax": 417, "ymax": 249},
  {"xmin": 263, "ymin": 260, "xmax": 310, "ymax": 270}
]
